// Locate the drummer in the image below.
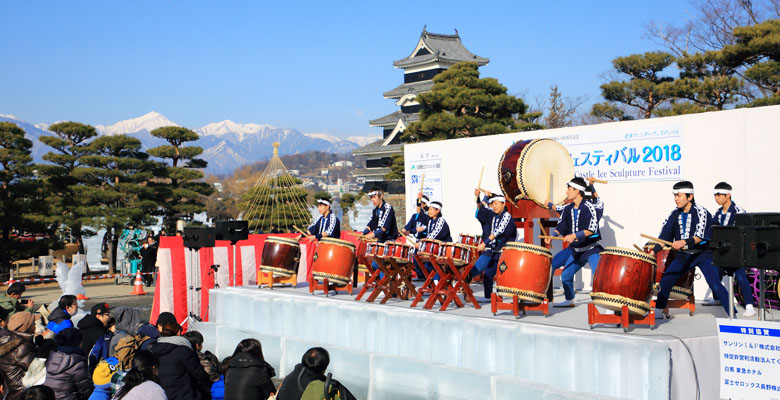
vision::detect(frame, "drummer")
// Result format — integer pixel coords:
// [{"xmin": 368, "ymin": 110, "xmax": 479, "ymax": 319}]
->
[
  {"xmin": 650, "ymin": 181, "xmax": 731, "ymax": 317},
  {"xmin": 401, "ymin": 193, "xmax": 430, "ymax": 240},
  {"xmin": 712, "ymin": 182, "xmax": 756, "ymax": 317},
  {"xmin": 362, "ymin": 187, "xmax": 399, "ymax": 242},
  {"xmin": 303, "ymin": 196, "xmax": 341, "ymax": 241},
  {"xmin": 545, "ymin": 177, "xmax": 603, "ymax": 308},
  {"xmin": 475, "ymin": 193, "xmax": 518, "ymax": 300},
  {"xmin": 413, "ymin": 200, "xmax": 452, "ymax": 280},
  {"xmin": 470, "ymin": 188, "xmax": 496, "ymax": 283}
]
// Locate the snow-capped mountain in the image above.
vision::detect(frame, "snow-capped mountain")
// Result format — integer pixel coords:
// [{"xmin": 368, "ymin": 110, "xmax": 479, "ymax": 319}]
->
[{"xmin": 1, "ymin": 112, "xmax": 380, "ymax": 175}]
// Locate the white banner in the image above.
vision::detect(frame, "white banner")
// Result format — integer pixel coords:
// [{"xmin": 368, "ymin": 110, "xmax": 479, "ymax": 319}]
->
[
  {"xmin": 546, "ymin": 125, "xmax": 683, "ymax": 182},
  {"xmin": 717, "ymin": 318, "xmax": 780, "ymax": 399},
  {"xmin": 406, "ymin": 150, "xmax": 443, "ymax": 205}
]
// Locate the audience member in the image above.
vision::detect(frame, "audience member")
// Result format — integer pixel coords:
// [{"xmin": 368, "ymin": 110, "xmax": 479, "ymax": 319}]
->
[
  {"xmin": 210, "ymin": 356, "xmax": 230, "ymax": 400},
  {"xmin": 182, "ymin": 331, "xmax": 220, "ymax": 382},
  {"xmin": 21, "ymin": 385, "xmax": 55, "ymax": 400},
  {"xmin": 113, "ymin": 350, "xmax": 166, "ymax": 400},
  {"xmin": 8, "ymin": 311, "xmax": 36, "ymax": 339},
  {"xmin": 0, "ymin": 308, "xmax": 35, "ymax": 399},
  {"xmin": 108, "ymin": 308, "xmax": 140, "ymax": 358},
  {"xmin": 277, "ymin": 347, "xmax": 355, "ymax": 400},
  {"xmin": 78, "ymin": 304, "xmax": 110, "ymax": 356},
  {"xmin": 224, "ymin": 339, "xmax": 276, "ymax": 400},
  {"xmin": 46, "ymin": 296, "xmax": 77, "ymax": 335},
  {"xmin": 44, "ymin": 328, "xmax": 92, "ymax": 400},
  {"xmin": 0, "ymin": 283, "xmax": 34, "ymax": 319},
  {"xmin": 86, "ymin": 357, "xmax": 117, "ymax": 400},
  {"xmin": 150, "ymin": 321, "xmax": 210, "ymax": 400},
  {"xmin": 135, "ymin": 324, "xmax": 159, "ymax": 352}
]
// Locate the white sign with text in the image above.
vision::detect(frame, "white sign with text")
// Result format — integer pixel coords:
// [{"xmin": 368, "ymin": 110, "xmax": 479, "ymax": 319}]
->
[{"xmin": 718, "ymin": 318, "xmax": 780, "ymax": 400}]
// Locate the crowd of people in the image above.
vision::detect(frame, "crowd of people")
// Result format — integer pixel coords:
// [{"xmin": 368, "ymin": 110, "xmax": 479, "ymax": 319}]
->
[{"xmin": 0, "ymin": 283, "xmax": 354, "ymax": 400}]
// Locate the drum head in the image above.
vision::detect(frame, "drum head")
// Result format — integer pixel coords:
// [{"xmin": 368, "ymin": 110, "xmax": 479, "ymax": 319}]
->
[
  {"xmin": 517, "ymin": 139, "xmax": 574, "ymax": 207},
  {"xmin": 320, "ymin": 237, "xmax": 356, "ymax": 250},
  {"xmin": 600, "ymin": 247, "xmax": 657, "ymax": 265}
]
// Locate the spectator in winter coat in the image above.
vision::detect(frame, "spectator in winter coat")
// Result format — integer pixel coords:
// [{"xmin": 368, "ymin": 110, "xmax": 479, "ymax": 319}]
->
[
  {"xmin": 108, "ymin": 308, "xmax": 140, "ymax": 358},
  {"xmin": 0, "ymin": 308, "xmax": 36, "ymax": 400},
  {"xmin": 112, "ymin": 350, "xmax": 166, "ymax": 400},
  {"xmin": 44, "ymin": 328, "xmax": 93, "ymax": 400},
  {"xmin": 135, "ymin": 324, "xmax": 159, "ymax": 352},
  {"xmin": 0, "ymin": 283, "xmax": 34, "ymax": 319},
  {"xmin": 277, "ymin": 347, "xmax": 355, "ymax": 400},
  {"xmin": 182, "ymin": 331, "xmax": 220, "ymax": 382},
  {"xmin": 21, "ymin": 385, "xmax": 55, "ymax": 400},
  {"xmin": 77, "ymin": 304, "xmax": 110, "ymax": 356},
  {"xmin": 224, "ymin": 339, "xmax": 276, "ymax": 400},
  {"xmin": 150, "ymin": 322, "xmax": 210, "ymax": 400},
  {"xmin": 210, "ymin": 356, "xmax": 230, "ymax": 400},
  {"xmin": 46, "ymin": 296, "xmax": 78, "ymax": 335},
  {"xmin": 86, "ymin": 357, "xmax": 117, "ymax": 400}
]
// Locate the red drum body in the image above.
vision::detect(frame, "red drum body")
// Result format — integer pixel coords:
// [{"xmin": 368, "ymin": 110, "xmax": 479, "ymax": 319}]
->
[
  {"xmin": 418, "ymin": 239, "xmax": 443, "ymax": 258},
  {"xmin": 653, "ymin": 248, "xmax": 695, "ymax": 300},
  {"xmin": 311, "ymin": 237, "xmax": 356, "ymax": 285},
  {"xmin": 591, "ymin": 247, "xmax": 657, "ymax": 315},
  {"xmin": 459, "ymin": 234, "xmax": 481, "ymax": 247},
  {"xmin": 498, "ymin": 138, "xmax": 574, "ymax": 207},
  {"xmin": 494, "ymin": 242, "xmax": 553, "ymax": 303},
  {"xmin": 440, "ymin": 243, "xmax": 470, "ymax": 266},
  {"xmin": 364, "ymin": 240, "xmax": 380, "ymax": 257},
  {"xmin": 385, "ymin": 242, "xmax": 412, "ymax": 263},
  {"xmin": 261, "ymin": 236, "xmax": 301, "ymax": 278}
]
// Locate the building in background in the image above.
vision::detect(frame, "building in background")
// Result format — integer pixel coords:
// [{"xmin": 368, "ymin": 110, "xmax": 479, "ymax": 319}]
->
[{"xmin": 353, "ymin": 28, "xmax": 489, "ymax": 192}]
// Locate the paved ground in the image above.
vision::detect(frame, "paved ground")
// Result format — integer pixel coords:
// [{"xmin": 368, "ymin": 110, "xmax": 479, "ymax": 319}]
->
[{"xmin": 22, "ymin": 279, "xmax": 156, "ymax": 318}]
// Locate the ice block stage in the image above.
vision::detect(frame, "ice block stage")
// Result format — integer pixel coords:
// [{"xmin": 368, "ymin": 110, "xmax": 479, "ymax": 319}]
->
[{"xmin": 197, "ymin": 285, "xmax": 724, "ymax": 400}]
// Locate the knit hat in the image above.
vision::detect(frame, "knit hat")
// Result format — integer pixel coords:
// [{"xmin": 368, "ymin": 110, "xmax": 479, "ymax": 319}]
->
[
  {"xmin": 92, "ymin": 357, "xmax": 119, "ymax": 386},
  {"xmin": 8, "ymin": 311, "xmax": 34, "ymax": 333}
]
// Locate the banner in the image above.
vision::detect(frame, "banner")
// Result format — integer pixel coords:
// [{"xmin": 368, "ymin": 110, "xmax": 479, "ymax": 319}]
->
[
  {"xmin": 546, "ymin": 125, "xmax": 684, "ymax": 182},
  {"xmin": 717, "ymin": 318, "xmax": 780, "ymax": 399},
  {"xmin": 406, "ymin": 150, "xmax": 443, "ymax": 211}
]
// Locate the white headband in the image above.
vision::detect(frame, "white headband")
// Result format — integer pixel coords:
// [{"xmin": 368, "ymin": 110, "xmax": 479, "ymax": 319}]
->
[
  {"xmin": 317, "ymin": 199, "xmax": 331, "ymax": 206},
  {"xmin": 368, "ymin": 191, "xmax": 380, "ymax": 197},
  {"xmin": 490, "ymin": 196, "xmax": 506, "ymax": 203},
  {"xmin": 568, "ymin": 182, "xmax": 586, "ymax": 192},
  {"xmin": 673, "ymin": 188, "xmax": 694, "ymax": 194},
  {"xmin": 421, "ymin": 197, "xmax": 430, "ymax": 204},
  {"xmin": 429, "ymin": 202, "xmax": 441, "ymax": 210},
  {"xmin": 713, "ymin": 189, "xmax": 731, "ymax": 195}
]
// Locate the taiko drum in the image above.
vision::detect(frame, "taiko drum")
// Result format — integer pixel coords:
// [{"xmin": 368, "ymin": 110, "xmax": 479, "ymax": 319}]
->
[
  {"xmin": 440, "ymin": 242, "xmax": 471, "ymax": 266},
  {"xmin": 498, "ymin": 138, "xmax": 574, "ymax": 207},
  {"xmin": 311, "ymin": 237, "xmax": 356, "ymax": 286},
  {"xmin": 385, "ymin": 241, "xmax": 413, "ymax": 263},
  {"xmin": 418, "ymin": 239, "xmax": 443, "ymax": 258},
  {"xmin": 653, "ymin": 248, "xmax": 695, "ymax": 300},
  {"xmin": 260, "ymin": 236, "xmax": 301, "ymax": 278},
  {"xmin": 591, "ymin": 247, "xmax": 657, "ymax": 315},
  {"xmin": 459, "ymin": 234, "xmax": 481, "ymax": 247},
  {"xmin": 494, "ymin": 242, "xmax": 553, "ymax": 303}
]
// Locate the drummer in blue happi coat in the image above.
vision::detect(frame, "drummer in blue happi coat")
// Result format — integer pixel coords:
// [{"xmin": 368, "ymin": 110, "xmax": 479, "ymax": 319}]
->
[{"xmin": 303, "ymin": 196, "xmax": 341, "ymax": 240}]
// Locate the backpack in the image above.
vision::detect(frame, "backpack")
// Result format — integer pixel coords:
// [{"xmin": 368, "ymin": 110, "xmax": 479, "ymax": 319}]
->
[
  {"xmin": 114, "ymin": 334, "xmax": 152, "ymax": 370},
  {"xmin": 88, "ymin": 332, "xmax": 113, "ymax": 373}
]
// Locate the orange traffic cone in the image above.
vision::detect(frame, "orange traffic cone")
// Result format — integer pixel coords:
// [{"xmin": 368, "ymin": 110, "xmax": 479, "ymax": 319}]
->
[
  {"xmin": 130, "ymin": 270, "xmax": 147, "ymax": 296},
  {"xmin": 76, "ymin": 294, "xmax": 89, "ymax": 300}
]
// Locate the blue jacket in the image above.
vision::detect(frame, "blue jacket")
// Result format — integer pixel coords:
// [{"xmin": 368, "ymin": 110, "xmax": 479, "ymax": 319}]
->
[
  {"xmin": 404, "ymin": 210, "xmax": 428, "ymax": 239},
  {"xmin": 654, "ymin": 202, "xmax": 713, "ymax": 254},
  {"xmin": 307, "ymin": 211, "xmax": 340, "ymax": 240},
  {"xmin": 554, "ymin": 201, "xmax": 601, "ymax": 251},
  {"xmin": 211, "ymin": 375, "xmax": 225, "ymax": 400},
  {"xmin": 475, "ymin": 196, "xmax": 493, "ymax": 243},
  {"xmin": 362, "ymin": 201, "xmax": 399, "ymax": 242},
  {"xmin": 713, "ymin": 201, "xmax": 745, "ymax": 227},
  {"xmin": 416, "ymin": 213, "xmax": 452, "ymax": 242},
  {"xmin": 486, "ymin": 209, "xmax": 517, "ymax": 259},
  {"xmin": 46, "ymin": 307, "xmax": 74, "ymax": 334}
]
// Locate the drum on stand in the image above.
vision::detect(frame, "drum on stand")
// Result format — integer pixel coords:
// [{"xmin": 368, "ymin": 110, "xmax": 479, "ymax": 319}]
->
[
  {"xmin": 459, "ymin": 234, "xmax": 481, "ymax": 247},
  {"xmin": 498, "ymin": 138, "xmax": 574, "ymax": 207},
  {"xmin": 494, "ymin": 242, "xmax": 553, "ymax": 303},
  {"xmin": 650, "ymin": 247, "xmax": 694, "ymax": 300},
  {"xmin": 440, "ymin": 242, "xmax": 470, "ymax": 267},
  {"xmin": 385, "ymin": 242, "xmax": 413, "ymax": 264},
  {"xmin": 260, "ymin": 236, "xmax": 301, "ymax": 278},
  {"xmin": 591, "ymin": 247, "xmax": 657, "ymax": 315},
  {"xmin": 418, "ymin": 239, "xmax": 443, "ymax": 259},
  {"xmin": 311, "ymin": 237, "xmax": 356, "ymax": 286}
]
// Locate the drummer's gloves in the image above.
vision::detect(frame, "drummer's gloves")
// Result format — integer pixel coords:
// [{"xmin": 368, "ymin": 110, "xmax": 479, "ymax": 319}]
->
[
  {"xmin": 551, "ymin": 231, "xmax": 559, "ymax": 237},
  {"xmin": 575, "ymin": 231, "xmax": 586, "ymax": 240},
  {"xmin": 547, "ymin": 202, "xmax": 554, "ymax": 209},
  {"xmin": 652, "ymin": 243, "xmax": 663, "ymax": 254},
  {"xmin": 684, "ymin": 237, "xmax": 696, "ymax": 249}
]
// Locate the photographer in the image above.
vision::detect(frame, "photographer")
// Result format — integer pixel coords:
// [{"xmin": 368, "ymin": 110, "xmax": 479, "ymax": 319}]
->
[{"xmin": 0, "ymin": 283, "xmax": 34, "ymax": 318}]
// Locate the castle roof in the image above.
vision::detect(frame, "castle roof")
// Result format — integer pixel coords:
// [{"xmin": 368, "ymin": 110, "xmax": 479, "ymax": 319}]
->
[{"xmin": 393, "ymin": 29, "xmax": 489, "ymax": 69}]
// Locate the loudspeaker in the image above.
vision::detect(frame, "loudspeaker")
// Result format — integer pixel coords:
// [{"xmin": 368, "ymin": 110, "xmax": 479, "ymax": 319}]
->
[
  {"xmin": 182, "ymin": 227, "xmax": 215, "ymax": 249},
  {"xmin": 712, "ymin": 226, "xmax": 751, "ymax": 268},
  {"xmin": 735, "ymin": 212, "xmax": 780, "ymax": 227},
  {"xmin": 755, "ymin": 226, "xmax": 780, "ymax": 270},
  {"xmin": 215, "ymin": 220, "xmax": 249, "ymax": 243}
]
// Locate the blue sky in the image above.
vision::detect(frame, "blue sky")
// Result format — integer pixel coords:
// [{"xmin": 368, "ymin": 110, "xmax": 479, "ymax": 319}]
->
[{"xmin": 0, "ymin": 1, "xmax": 691, "ymax": 137}]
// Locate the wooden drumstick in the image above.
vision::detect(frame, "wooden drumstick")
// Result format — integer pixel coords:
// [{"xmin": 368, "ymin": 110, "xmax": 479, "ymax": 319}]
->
[
  {"xmin": 640, "ymin": 233, "xmax": 674, "ymax": 247},
  {"xmin": 419, "ymin": 173, "xmax": 425, "ymax": 192},
  {"xmin": 587, "ymin": 177, "xmax": 608, "ymax": 184},
  {"xmin": 346, "ymin": 231, "xmax": 367, "ymax": 239},
  {"xmin": 538, "ymin": 235, "xmax": 564, "ymax": 241},
  {"xmin": 545, "ymin": 169, "xmax": 552, "ymax": 206},
  {"xmin": 633, "ymin": 244, "xmax": 644, "ymax": 252},
  {"xmin": 475, "ymin": 166, "xmax": 484, "ymax": 201},
  {"xmin": 292, "ymin": 225, "xmax": 309, "ymax": 236}
]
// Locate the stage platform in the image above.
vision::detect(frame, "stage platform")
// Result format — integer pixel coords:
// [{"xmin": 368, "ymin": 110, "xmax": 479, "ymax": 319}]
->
[{"xmin": 196, "ymin": 283, "xmax": 731, "ymax": 400}]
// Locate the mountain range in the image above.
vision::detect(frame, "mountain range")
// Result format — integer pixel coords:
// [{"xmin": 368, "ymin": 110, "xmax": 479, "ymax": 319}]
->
[{"xmin": 0, "ymin": 112, "xmax": 380, "ymax": 175}]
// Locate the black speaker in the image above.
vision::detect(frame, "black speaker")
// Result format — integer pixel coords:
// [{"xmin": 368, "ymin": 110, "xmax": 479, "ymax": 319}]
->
[
  {"xmin": 215, "ymin": 220, "xmax": 249, "ymax": 243},
  {"xmin": 735, "ymin": 212, "xmax": 780, "ymax": 227},
  {"xmin": 755, "ymin": 226, "xmax": 780, "ymax": 270},
  {"xmin": 712, "ymin": 226, "xmax": 751, "ymax": 268},
  {"xmin": 182, "ymin": 227, "xmax": 215, "ymax": 249}
]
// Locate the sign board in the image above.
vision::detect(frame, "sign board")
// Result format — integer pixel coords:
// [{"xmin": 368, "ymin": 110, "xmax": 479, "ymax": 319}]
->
[
  {"xmin": 547, "ymin": 125, "xmax": 684, "ymax": 182},
  {"xmin": 37, "ymin": 256, "xmax": 53, "ymax": 277},
  {"xmin": 406, "ymin": 150, "xmax": 443, "ymax": 207},
  {"xmin": 718, "ymin": 318, "xmax": 780, "ymax": 399}
]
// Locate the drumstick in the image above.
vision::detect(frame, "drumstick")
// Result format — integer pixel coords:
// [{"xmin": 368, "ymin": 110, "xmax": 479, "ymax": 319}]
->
[
  {"xmin": 419, "ymin": 173, "xmax": 425, "ymax": 192},
  {"xmin": 545, "ymin": 169, "xmax": 551, "ymax": 205},
  {"xmin": 587, "ymin": 177, "xmax": 608, "ymax": 184},
  {"xmin": 640, "ymin": 233, "xmax": 674, "ymax": 247},
  {"xmin": 475, "ymin": 166, "xmax": 484, "ymax": 201},
  {"xmin": 402, "ymin": 234, "xmax": 417, "ymax": 244},
  {"xmin": 633, "ymin": 244, "xmax": 644, "ymax": 252},
  {"xmin": 538, "ymin": 235, "xmax": 564, "ymax": 241},
  {"xmin": 292, "ymin": 225, "xmax": 309, "ymax": 236},
  {"xmin": 346, "ymin": 231, "xmax": 367, "ymax": 239}
]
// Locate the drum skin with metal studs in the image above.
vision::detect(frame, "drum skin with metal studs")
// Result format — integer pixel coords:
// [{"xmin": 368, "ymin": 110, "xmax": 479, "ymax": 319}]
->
[
  {"xmin": 494, "ymin": 242, "xmax": 553, "ymax": 303},
  {"xmin": 591, "ymin": 247, "xmax": 657, "ymax": 315},
  {"xmin": 385, "ymin": 241, "xmax": 413, "ymax": 263},
  {"xmin": 418, "ymin": 239, "xmax": 443, "ymax": 258},
  {"xmin": 498, "ymin": 138, "xmax": 574, "ymax": 207},
  {"xmin": 311, "ymin": 237, "xmax": 356, "ymax": 286},
  {"xmin": 260, "ymin": 236, "xmax": 301, "ymax": 278},
  {"xmin": 440, "ymin": 242, "xmax": 471, "ymax": 266}
]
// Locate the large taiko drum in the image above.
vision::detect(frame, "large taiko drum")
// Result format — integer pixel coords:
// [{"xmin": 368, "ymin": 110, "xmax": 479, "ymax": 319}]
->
[
  {"xmin": 591, "ymin": 247, "xmax": 657, "ymax": 315},
  {"xmin": 418, "ymin": 239, "xmax": 443, "ymax": 258},
  {"xmin": 494, "ymin": 242, "xmax": 553, "ymax": 303},
  {"xmin": 498, "ymin": 138, "xmax": 574, "ymax": 207},
  {"xmin": 385, "ymin": 242, "xmax": 413, "ymax": 263},
  {"xmin": 652, "ymin": 247, "xmax": 695, "ymax": 300},
  {"xmin": 260, "ymin": 236, "xmax": 301, "ymax": 278},
  {"xmin": 459, "ymin": 234, "xmax": 481, "ymax": 247},
  {"xmin": 311, "ymin": 237, "xmax": 356, "ymax": 285},
  {"xmin": 440, "ymin": 242, "xmax": 471, "ymax": 266}
]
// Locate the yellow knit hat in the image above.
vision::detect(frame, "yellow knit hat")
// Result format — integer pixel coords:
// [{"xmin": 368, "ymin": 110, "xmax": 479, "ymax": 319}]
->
[{"xmin": 92, "ymin": 357, "xmax": 119, "ymax": 386}]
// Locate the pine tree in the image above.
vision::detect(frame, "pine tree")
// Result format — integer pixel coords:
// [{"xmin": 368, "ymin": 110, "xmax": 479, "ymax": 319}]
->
[
  {"xmin": 665, "ymin": 51, "xmax": 744, "ymax": 112},
  {"xmin": 38, "ymin": 121, "xmax": 98, "ymax": 253},
  {"xmin": 0, "ymin": 122, "xmax": 46, "ymax": 273},
  {"xmin": 595, "ymin": 51, "xmax": 675, "ymax": 119},
  {"xmin": 147, "ymin": 126, "xmax": 213, "ymax": 232},
  {"xmin": 73, "ymin": 135, "xmax": 157, "ymax": 273},
  {"xmin": 722, "ymin": 19, "xmax": 780, "ymax": 105}
]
